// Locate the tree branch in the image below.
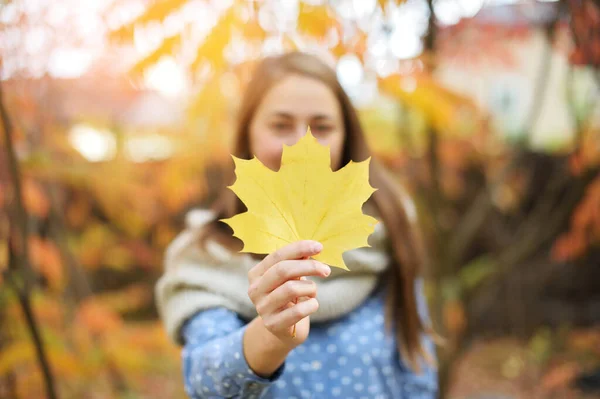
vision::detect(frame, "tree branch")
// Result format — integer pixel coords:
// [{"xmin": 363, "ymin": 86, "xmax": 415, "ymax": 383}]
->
[
  {"xmin": 5, "ymin": 237, "xmax": 58, "ymax": 399},
  {"xmin": 520, "ymin": 21, "xmax": 557, "ymax": 145},
  {"xmin": 568, "ymin": 0, "xmax": 600, "ymax": 90},
  {"xmin": 565, "ymin": 64, "xmax": 598, "ymax": 150},
  {"xmin": 421, "ymin": 0, "xmax": 446, "ymax": 255},
  {"xmin": 44, "ymin": 185, "xmax": 128, "ymax": 394},
  {"xmin": 1, "ymin": 81, "xmax": 58, "ymax": 399},
  {"xmin": 474, "ymin": 166, "xmax": 598, "ymax": 301},
  {"xmin": 446, "ymin": 11, "xmax": 560, "ymax": 268}
]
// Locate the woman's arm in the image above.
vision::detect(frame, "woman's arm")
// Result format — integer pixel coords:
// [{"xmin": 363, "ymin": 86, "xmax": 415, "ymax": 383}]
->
[
  {"xmin": 243, "ymin": 315, "xmax": 293, "ymax": 378},
  {"xmin": 181, "ymin": 308, "xmax": 287, "ymax": 399}
]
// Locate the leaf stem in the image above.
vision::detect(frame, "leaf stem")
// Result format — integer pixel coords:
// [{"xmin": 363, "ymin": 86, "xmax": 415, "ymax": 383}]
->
[
  {"xmin": 291, "ymin": 255, "xmax": 309, "ymax": 338},
  {"xmin": 292, "ymin": 289, "xmax": 299, "ymax": 338}
]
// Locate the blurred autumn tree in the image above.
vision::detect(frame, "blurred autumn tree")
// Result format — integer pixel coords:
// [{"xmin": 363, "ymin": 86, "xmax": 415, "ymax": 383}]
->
[
  {"xmin": 1, "ymin": 0, "xmax": 599, "ymax": 398},
  {"xmin": 0, "ymin": 1, "xmax": 194, "ymax": 397},
  {"xmin": 107, "ymin": 0, "xmax": 600, "ymax": 396},
  {"xmin": 413, "ymin": 1, "xmax": 600, "ymax": 394}
]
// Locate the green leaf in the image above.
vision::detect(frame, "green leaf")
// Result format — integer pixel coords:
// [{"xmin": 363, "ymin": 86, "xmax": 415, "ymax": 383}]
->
[{"xmin": 459, "ymin": 255, "xmax": 496, "ymax": 291}]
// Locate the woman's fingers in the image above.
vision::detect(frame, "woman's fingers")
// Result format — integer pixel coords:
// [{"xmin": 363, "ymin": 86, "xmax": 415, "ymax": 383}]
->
[
  {"xmin": 252, "ymin": 259, "xmax": 330, "ymax": 298},
  {"xmin": 263, "ymin": 298, "xmax": 320, "ymax": 334},
  {"xmin": 256, "ymin": 279, "xmax": 317, "ymax": 315},
  {"xmin": 246, "ymin": 241, "xmax": 329, "ymax": 339},
  {"xmin": 249, "ymin": 240, "xmax": 323, "ymax": 280}
]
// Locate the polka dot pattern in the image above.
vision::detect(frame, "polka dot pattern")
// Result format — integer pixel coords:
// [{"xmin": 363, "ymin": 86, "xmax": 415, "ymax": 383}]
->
[
  {"xmin": 181, "ymin": 281, "xmax": 438, "ymax": 398},
  {"xmin": 181, "ymin": 308, "xmax": 284, "ymax": 398}
]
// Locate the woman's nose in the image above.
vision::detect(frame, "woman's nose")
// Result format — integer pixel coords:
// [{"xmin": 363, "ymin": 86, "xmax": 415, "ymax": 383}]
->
[
  {"xmin": 284, "ymin": 124, "xmax": 309, "ymax": 146},
  {"xmin": 293, "ymin": 124, "xmax": 309, "ymax": 141}
]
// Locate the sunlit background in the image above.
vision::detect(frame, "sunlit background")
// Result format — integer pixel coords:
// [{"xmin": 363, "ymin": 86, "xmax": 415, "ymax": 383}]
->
[{"xmin": 1, "ymin": 0, "xmax": 599, "ymax": 398}]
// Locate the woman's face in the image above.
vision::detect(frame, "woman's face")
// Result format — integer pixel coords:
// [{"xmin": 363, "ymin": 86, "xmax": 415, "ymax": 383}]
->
[{"xmin": 248, "ymin": 74, "xmax": 345, "ymax": 171}]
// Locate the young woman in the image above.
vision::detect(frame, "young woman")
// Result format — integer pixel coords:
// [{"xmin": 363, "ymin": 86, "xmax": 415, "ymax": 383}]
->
[{"xmin": 156, "ymin": 51, "xmax": 438, "ymax": 398}]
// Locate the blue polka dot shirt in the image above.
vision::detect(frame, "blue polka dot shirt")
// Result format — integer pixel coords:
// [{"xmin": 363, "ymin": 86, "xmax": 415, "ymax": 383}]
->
[{"xmin": 181, "ymin": 281, "xmax": 438, "ymax": 398}]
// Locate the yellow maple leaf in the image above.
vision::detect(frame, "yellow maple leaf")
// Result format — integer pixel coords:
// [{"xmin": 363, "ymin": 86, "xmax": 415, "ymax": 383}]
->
[{"xmin": 220, "ymin": 128, "xmax": 378, "ymax": 270}]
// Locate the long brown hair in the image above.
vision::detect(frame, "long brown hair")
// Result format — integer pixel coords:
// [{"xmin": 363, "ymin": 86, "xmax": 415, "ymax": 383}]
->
[{"xmin": 200, "ymin": 52, "xmax": 431, "ymax": 370}]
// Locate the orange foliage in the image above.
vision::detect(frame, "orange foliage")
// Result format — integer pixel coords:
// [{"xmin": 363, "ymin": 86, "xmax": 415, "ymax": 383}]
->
[
  {"xmin": 0, "ymin": 182, "xmax": 5, "ymax": 210},
  {"xmin": 568, "ymin": 0, "xmax": 600, "ymax": 66},
  {"xmin": 541, "ymin": 362, "xmax": 581, "ymax": 392},
  {"xmin": 553, "ymin": 177, "xmax": 600, "ymax": 262},
  {"xmin": 437, "ymin": 21, "xmax": 529, "ymax": 69},
  {"xmin": 567, "ymin": 328, "xmax": 600, "ymax": 356},
  {"xmin": 29, "ymin": 237, "xmax": 63, "ymax": 290},
  {"xmin": 76, "ymin": 299, "xmax": 123, "ymax": 337},
  {"xmin": 153, "ymin": 224, "xmax": 178, "ymax": 249},
  {"xmin": 23, "ymin": 178, "xmax": 50, "ymax": 218},
  {"xmin": 66, "ymin": 193, "xmax": 91, "ymax": 228},
  {"xmin": 569, "ymin": 129, "xmax": 600, "ymax": 176},
  {"xmin": 443, "ymin": 299, "xmax": 467, "ymax": 337}
]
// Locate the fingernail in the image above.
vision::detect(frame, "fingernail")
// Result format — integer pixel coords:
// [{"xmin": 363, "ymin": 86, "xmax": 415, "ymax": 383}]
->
[
  {"xmin": 312, "ymin": 242, "xmax": 323, "ymax": 252},
  {"xmin": 323, "ymin": 265, "xmax": 331, "ymax": 276}
]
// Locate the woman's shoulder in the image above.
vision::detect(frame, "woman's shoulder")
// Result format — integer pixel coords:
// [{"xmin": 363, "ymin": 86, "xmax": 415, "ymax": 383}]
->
[
  {"xmin": 165, "ymin": 208, "xmax": 236, "ymax": 267},
  {"xmin": 183, "ymin": 208, "xmax": 216, "ymax": 229}
]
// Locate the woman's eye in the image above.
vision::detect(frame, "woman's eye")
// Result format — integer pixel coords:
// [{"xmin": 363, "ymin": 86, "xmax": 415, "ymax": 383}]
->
[
  {"xmin": 271, "ymin": 122, "xmax": 292, "ymax": 132},
  {"xmin": 312, "ymin": 125, "xmax": 333, "ymax": 135}
]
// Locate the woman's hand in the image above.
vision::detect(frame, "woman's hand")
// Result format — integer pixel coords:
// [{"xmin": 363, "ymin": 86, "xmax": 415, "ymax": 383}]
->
[{"xmin": 247, "ymin": 240, "xmax": 331, "ymax": 347}]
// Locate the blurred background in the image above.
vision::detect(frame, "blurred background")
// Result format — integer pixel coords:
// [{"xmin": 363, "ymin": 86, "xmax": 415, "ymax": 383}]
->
[{"xmin": 1, "ymin": 0, "xmax": 599, "ymax": 398}]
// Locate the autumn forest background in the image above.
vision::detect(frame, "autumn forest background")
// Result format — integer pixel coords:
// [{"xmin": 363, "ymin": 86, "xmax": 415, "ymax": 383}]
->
[{"xmin": 1, "ymin": 0, "xmax": 599, "ymax": 398}]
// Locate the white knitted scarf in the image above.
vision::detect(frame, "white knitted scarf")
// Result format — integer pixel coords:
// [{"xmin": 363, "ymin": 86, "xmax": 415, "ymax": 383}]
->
[{"xmin": 155, "ymin": 208, "xmax": 391, "ymax": 344}]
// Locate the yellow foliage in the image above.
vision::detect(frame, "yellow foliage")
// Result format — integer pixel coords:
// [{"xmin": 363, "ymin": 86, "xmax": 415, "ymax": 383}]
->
[
  {"xmin": 359, "ymin": 105, "xmax": 403, "ymax": 155},
  {"xmin": 331, "ymin": 30, "xmax": 368, "ymax": 62},
  {"xmin": 241, "ymin": 18, "xmax": 266, "ymax": 42},
  {"xmin": 0, "ymin": 239, "xmax": 7, "ymax": 280},
  {"xmin": 93, "ymin": 283, "xmax": 152, "ymax": 314},
  {"xmin": 297, "ymin": 2, "xmax": 340, "ymax": 39},
  {"xmin": 130, "ymin": 35, "xmax": 182, "ymax": 77},
  {"xmin": 0, "ymin": 341, "xmax": 35, "ymax": 375},
  {"xmin": 154, "ymin": 224, "xmax": 177, "ymax": 248},
  {"xmin": 105, "ymin": 341, "xmax": 147, "ymax": 373},
  {"xmin": 32, "ymin": 294, "xmax": 65, "ymax": 329},
  {"xmin": 76, "ymin": 222, "xmax": 117, "ymax": 270},
  {"xmin": 191, "ymin": 6, "xmax": 238, "ymax": 74},
  {"xmin": 187, "ymin": 73, "xmax": 238, "ymax": 156},
  {"xmin": 108, "ymin": 0, "xmax": 189, "ymax": 43},
  {"xmin": 159, "ymin": 166, "xmax": 204, "ymax": 213},
  {"xmin": 118, "ymin": 211, "xmax": 148, "ymax": 239},
  {"xmin": 103, "ymin": 244, "xmax": 134, "ymax": 270},
  {"xmin": 378, "ymin": 0, "xmax": 408, "ymax": 13},
  {"xmin": 48, "ymin": 348, "xmax": 82, "ymax": 378},
  {"xmin": 187, "ymin": 75, "xmax": 229, "ymax": 122},
  {"xmin": 379, "ymin": 73, "xmax": 480, "ymax": 136}
]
